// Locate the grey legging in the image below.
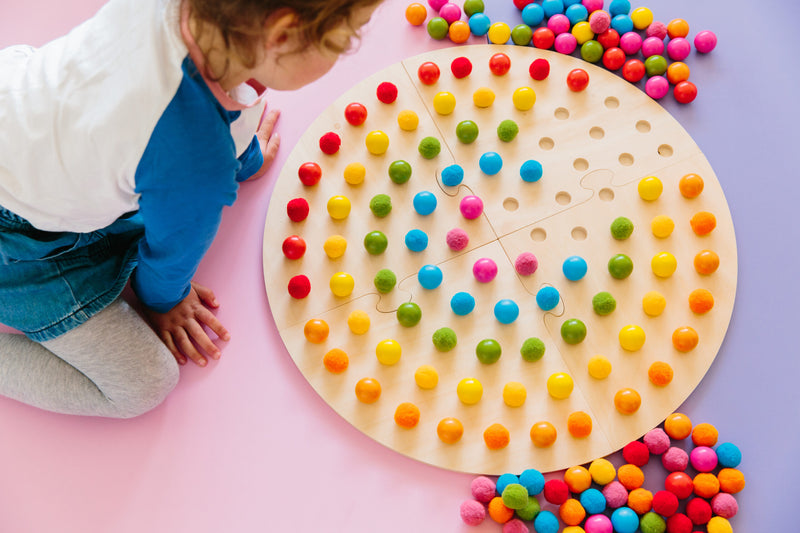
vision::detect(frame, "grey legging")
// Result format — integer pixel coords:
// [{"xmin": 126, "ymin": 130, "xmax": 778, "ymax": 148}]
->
[{"xmin": 0, "ymin": 297, "xmax": 178, "ymax": 418}]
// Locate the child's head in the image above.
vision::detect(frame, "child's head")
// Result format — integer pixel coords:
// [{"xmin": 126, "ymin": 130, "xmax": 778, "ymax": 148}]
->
[{"xmin": 189, "ymin": 0, "xmax": 382, "ymax": 90}]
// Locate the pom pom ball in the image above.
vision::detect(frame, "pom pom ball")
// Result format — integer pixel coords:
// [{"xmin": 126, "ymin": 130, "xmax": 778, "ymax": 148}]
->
[
  {"xmin": 497, "ymin": 473, "xmax": 520, "ymax": 495},
  {"xmin": 589, "ymin": 458, "xmax": 616, "ymax": 486},
  {"xmin": 644, "ymin": 428, "xmax": 671, "ymax": 454},
  {"xmin": 611, "ymin": 507, "xmax": 639, "ymax": 533},
  {"xmin": 286, "ymin": 198, "xmax": 310, "ymax": 222},
  {"xmin": 623, "ymin": 440, "xmax": 650, "ymax": 466},
  {"xmin": 441, "ymin": 164, "xmax": 464, "ymax": 186},
  {"xmin": 693, "ymin": 473, "xmax": 720, "ymax": 499},
  {"xmin": 519, "ymin": 468, "xmax": 545, "ymax": 495},
  {"xmin": 460, "ymin": 500, "xmax": 486, "ymax": 526},
  {"xmin": 376, "ymin": 81, "xmax": 398, "ymax": 104},
  {"xmin": 533, "ymin": 510, "xmax": 560, "ymax": 533},
  {"xmin": 665, "ymin": 471, "xmax": 694, "ymax": 500},
  {"xmin": 559, "ymin": 499, "xmax": 586, "ymax": 526},
  {"xmin": 536, "ymin": 286, "xmax": 560, "ymax": 311},
  {"xmin": 503, "ymin": 519, "xmax": 530, "ymax": 533},
  {"xmin": 711, "ymin": 493, "xmax": 738, "ymax": 518},
  {"xmin": 707, "ymin": 516, "xmax": 733, "ymax": 533},
  {"xmin": 418, "ymin": 136, "xmax": 441, "ymax": 159},
  {"xmin": 544, "ymin": 479, "xmax": 570, "ymax": 505},
  {"xmin": 639, "ymin": 512, "xmax": 666, "ymax": 533},
  {"xmin": 627, "ymin": 488, "xmax": 653, "ymax": 514},
  {"xmin": 564, "ymin": 465, "xmax": 592, "ymax": 493},
  {"xmin": 652, "ymin": 490, "xmax": 679, "ymax": 517},
  {"xmin": 483, "ymin": 423, "xmax": 510, "ymax": 450},
  {"xmin": 567, "ymin": 411, "xmax": 593, "ymax": 438},
  {"xmin": 715, "ymin": 442, "xmax": 742, "ymax": 468},
  {"xmin": 664, "ymin": 413, "xmax": 693, "ymax": 440},
  {"xmin": 488, "ymin": 496, "xmax": 515, "ymax": 524},
  {"xmin": 686, "ymin": 497, "xmax": 712, "ymax": 525},
  {"xmin": 515, "ymin": 496, "xmax": 541, "ymax": 521},
  {"xmin": 662, "ymin": 447, "xmax": 689, "ymax": 472},
  {"xmin": 580, "ymin": 488, "xmax": 607, "ymax": 514},
  {"xmin": 287, "ymin": 275, "xmax": 311, "ymax": 299},
  {"xmin": 451, "ymin": 57, "xmax": 473, "ymax": 79},
  {"xmin": 451, "ymin": 292, "xmax": 475, "ymax": 315},
  {"xmin": 502, "ymin": 484, "xmax": 530, "ymax": 510},
  {"xmin": 319, "ymin": 132, "xmax": 341, "ymax": 154},
  {"xmin": 497, "ymin": 119, "xmax": 519, "ymax": 143},
  {"xmin": 602, "ymin": 481, "xmax": 628, "ymax": 509},
  {"xmin": 446, "ymin": 227, "xmax": 469, "ymax": 251},
  {"xmin": 666, "ymin": 513, "xmax": 692, "ymax": 533},
  {"xmin": 617, "ymin": 464, "xmax": 644, "ymax": 490},
  {"xmin": 717, "ymin": 468, "xmax": 745, "ymax": 494}
]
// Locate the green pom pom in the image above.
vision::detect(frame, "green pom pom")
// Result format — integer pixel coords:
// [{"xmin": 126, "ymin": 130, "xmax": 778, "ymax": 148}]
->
[
  {"xmin": 418, "ymin": 137, "xmax": 441, "ymax": 159},
  {"xmin": 497, "ymin": 119, "xmax": 519, "ymax": 142},
  {"xmin": 520, "ymin": 337, "xmax": 546, "ymax": 362},
  {"xmin": 432, "ymin": 327, "xmax": 457, "ymax": 352},
  {"xmin": 501, "ymin": 483, "xmax": 529, "ymax": 510},
  {"xmin": 388, "ymin": 160, "xmax": 412, "ymax": 184},
  {"xmin": 592, "ymin": 291, "xmax": 617, "ymax": 315},
  {"xmin": 373, "ymin": 268, "xmax": 396, "ymax": 293},
  {"xmin": 455, "ymin": 120, "xmax": 479, "ymax": 144},
  {"xmin": 561, "ymin": 319, "xmax": 587, "ymax": 345},
  {"xmin": 363, "ymin": 231, "xmax": 388, "ymax": 255},
  {"xmin": 396, "ymin": 302, "xmax": 422, "ymax": 327},
  {"xmin": 515, "ymin": 496, "xmax": 541, "ymax": 521},
  {"xmin": 640, "ymin": 512, "xmax": 666, "ymax": 533},
  {"xmin": 369, "ymin": 194, "xmax": 392, "ymax": 217},
  {"xmin": 476, "ymin": 338, "xmax": 501, "ymax": 364},
  {"xmin": 610, "ymin": 216, "xmax": 634, "ymax": 240}
]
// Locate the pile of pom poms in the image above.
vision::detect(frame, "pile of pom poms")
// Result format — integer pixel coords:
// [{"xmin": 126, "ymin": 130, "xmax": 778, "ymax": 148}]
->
[
  {"xmin": 404, "ymin": 0, "xmax": 717, "ymax": 104},
  {"xmin": 460, "ymin": 413, "xmax": 744, "ymax": 532}
]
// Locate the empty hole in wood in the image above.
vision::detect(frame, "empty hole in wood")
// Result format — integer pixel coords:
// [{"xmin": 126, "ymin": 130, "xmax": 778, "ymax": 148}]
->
[
  {"xmin": 658, "ymin": 144, "xmax": 674, "ymax": 157},
  {"xmin": 554, "ymin": 107, "xmax": 570, "ymax": 120},
  {"xmin": 539, "ymin": 137, "xmax": 555, "ymax": 150},
  {"xmin": 503, "ymin": 197, "xmax": 519, "ymax": 211},
  {"xmin": 604, "ymin": 96, "xmax": 620, "ymax": 109},
  {"xmin": 573, "ymin": 158, "xmax": 589, "ymax": 171},
  {"xmin": 589, "ymin": 127, "xmax": 605, "ymax": 139},
  {"xmin": 530, "ymin": 227, "xmax": 547, "ymax": 241},
  {"xmin": 556, "ymin": 191, "xmax": 572, "ymax": 205},
  {"xmin": 636, "ymin": 120, "xmax": 651, "ymax": 133},
  {"xmin": 619, "ymin": 153, "xmax": 634, "ymax": 166},
  {"xmin": 571, "ymin": 226, "xmax": 587, "ymax": 240},
  {"xmin": 599, "ymin": 188, "xmax": 615, "ymax": 201}
]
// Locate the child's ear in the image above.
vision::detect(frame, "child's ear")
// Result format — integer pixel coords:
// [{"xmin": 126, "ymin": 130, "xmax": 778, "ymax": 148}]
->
[{"xmin": 264, "ymin": 9, "xmax": 300, "ymax": 50}]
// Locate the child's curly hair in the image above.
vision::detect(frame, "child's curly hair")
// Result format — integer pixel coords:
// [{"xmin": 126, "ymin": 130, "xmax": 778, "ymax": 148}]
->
[{"xmin": 188, "ymin": 0, "xmax": 382, "ymax": 71}]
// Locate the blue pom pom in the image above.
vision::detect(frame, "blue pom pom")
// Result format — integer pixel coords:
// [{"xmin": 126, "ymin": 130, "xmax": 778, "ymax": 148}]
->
[
  {"xmin": 519, "ymin": 469, "xmax": 545, "ymax": 495},
  {"xmin": 562, "ymin": 255, "xmax": 588, "ymax": 281},
  {"xmin": 715, "ymin": 442, "xmax": 742, "ymax": 468},
  {"xmin": 609, "ymin": 0, "xmax": 631, "ymax": 16},
  {"xmin": 441, "ymin": 164, "xmax": 464, "ymax": 187},
  {"xmin": 536, "ymin": 286, "xmax": 560, "ymax": 311},
  {"xmin": 494, "ymin": 299, "xmax": 519, "ymax": 324},
  {"xmin": 520, "ymin": 159, "xmax": 543, "ymax": 182},
  {"xmin": 418, "ymin": 264, "xmax": 443, "ymax": 290},
  {"xmin": 405, "ymin": 229, "xmax": 428, "ymax": 252},
  {"xmin": 542, "ymin": 0, "xmax": 564, "ymax": 17},
  {"xmin": 533, "ymin": 510, "xmax": 559, "ymax": 533},
  {"xmin": 611, "ymin": 507, "xmax": 639, "ymax": 533},
  {"xmin": 450, "ymin": 292, "xmax": 476, "ymax": 316},
  {"xmin": 413, "ymin": 191, "xmax": 437, "ymax": 216},
  {"xmin": 496, "ymin": 473, "xmax": 520, "ymax": 496},
  {"xmin": 580, "ymin": 488, "xmax": 607, "ymax": 514},
  {"xmin": 468, "ymin": 13, "xmax": 491, "ymax": 36},
  {"xmin": 521, "ymin": 4, "xmax": 544, "ymax": 26},
  {"xmin": 479, "ymin": 152, "xmax": 503, "ymax": 175}
]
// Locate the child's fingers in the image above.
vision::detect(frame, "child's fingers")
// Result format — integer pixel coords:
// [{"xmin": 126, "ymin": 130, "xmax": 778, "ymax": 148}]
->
[
  {"xmin": 161, "ymin": 331, "xmax": 187, "ymax": 365},
  {"xmin": 173, "ymin": 328, "xmax": 208, "ymax": 367},
  {"xmin": 192, "ymin": 282, "xmax": 219, "ymax": 308},
  {"xmin": 257, "ymin": 109, "xmax": 280, "ymax": 142},
  {"xmin": 196, "ymin": 306, "xmax": 230, "ymax": 342},
  {"xmin": 263, "ymin": 132, "xmax": 280, "ymax": 168}
]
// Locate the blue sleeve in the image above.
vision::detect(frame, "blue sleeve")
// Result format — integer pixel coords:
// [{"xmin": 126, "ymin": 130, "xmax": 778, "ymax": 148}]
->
[
  {"xmin": 236, "ymin": 136, "xmax": 264, "ymax": 182},
  {"xmin": 132, "ymin": 58, "xmax": 242, "ymax": 313}
]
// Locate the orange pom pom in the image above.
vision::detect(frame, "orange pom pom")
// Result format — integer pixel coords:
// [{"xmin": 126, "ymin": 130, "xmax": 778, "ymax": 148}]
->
[
  {"xmin": 648, "ymin": 361, "xmax": 674, "ymax": 386},
  {"xmin": 693, "ymin": 472, "xmax": 720, "ymax": 498},
  {"xmin": 618, "ymin": 464, "xmax": 645, "ymax": 490},
  {"xmin": 690, "ymin": 211, "xmax": 717, "ymax": 235},
  {"xmin": 567, "ymin": 411, "xmax": 593, "ymax": 438},
  {"xmin": 691, "ymin": 422, "xmax": 719, "ymax": 447},
  {"xmin": 559, "ymin": 499, "xmax": 586, "ymax": 526},
  {"xmin": 488, "ymin": 496, "xmax": 515, "ymax": 524},
  {"xmin": 718, "ymin": 468, "xmax": 745, "ymax": 494},
  {"xmin": 689, "ymin": 288, "xmax": 715, "ymax": 314},
  {"xmin": 484, "ymin": 423, "xmax": 510, "ymax": 450},
  {"xmin": 627, "ymin": 488, "xmax": 653, "ymax": 514},
  {"xmin": 394, "ymin": 402, "xmax": 420, "ymax": 428},
  {"xmin": 323, "ymin": 348, "xmax": 349, "ymax": 373},
  {"xmin": 665, "ymin": 413, "xmax": 693, "ymax": 439}
]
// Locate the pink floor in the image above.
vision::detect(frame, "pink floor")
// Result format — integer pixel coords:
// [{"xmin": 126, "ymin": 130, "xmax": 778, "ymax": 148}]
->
[{"xmin": 1, "ymin": 1, "xmax": 795, "ymax": 531}]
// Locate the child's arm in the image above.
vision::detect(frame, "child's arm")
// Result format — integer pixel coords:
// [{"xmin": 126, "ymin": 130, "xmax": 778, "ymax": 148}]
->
[{"xmin": 241, "ymin": 109, "xmax": 281, "ymax": 182}]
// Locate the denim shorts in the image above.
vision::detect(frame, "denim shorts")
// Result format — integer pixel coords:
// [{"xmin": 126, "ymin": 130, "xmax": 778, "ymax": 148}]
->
[{"xmin": 0, "ymin": 206, "xmax": 143, "ymax": 342}]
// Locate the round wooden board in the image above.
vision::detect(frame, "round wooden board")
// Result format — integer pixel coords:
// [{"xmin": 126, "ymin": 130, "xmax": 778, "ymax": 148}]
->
[{"xmin": 263, "ymin": 45, "xmax": 737, "ymax": 475}]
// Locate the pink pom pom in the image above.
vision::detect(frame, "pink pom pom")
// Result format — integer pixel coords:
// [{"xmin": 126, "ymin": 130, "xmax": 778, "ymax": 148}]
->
[
  {"xmin": 460, "ymin": 500, "xmax": 486, "ymax": 526},
  {"xmin": 644, "ymin": 428, "xmax": 670, "ymax": 454},
  {"xmin": 470, "ymin": 476, "xmax": 496, "ymax": 503}
]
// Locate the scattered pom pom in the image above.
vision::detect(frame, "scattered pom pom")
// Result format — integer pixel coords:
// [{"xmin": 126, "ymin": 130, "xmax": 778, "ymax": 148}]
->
[
  {"xmin": 460, "ymin": 500, "xmax": 486, "ymax": 526},
  {"xmin": 376, "ymin": 81, "xmax": 398, "ymax": 103},
  {"xmin": 644, "ymin": 428, "xmax": 670, "ymax": 455},
  {"xmin": 623, "ymin": 440, "xmax": 650, "ymax": 466},
  {"xmin": 319, "ymin": 132, "xmax": 341, "ymax": 154}
]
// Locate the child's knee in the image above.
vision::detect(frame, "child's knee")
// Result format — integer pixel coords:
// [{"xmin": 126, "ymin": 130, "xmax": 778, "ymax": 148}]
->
[{"xmin": 114, "ymin": 346, "xmax": 179, "ymax": 418}]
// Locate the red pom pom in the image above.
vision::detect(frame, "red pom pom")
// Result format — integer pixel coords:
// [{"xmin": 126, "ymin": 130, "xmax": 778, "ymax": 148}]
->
[
  {"xmin": 376, "ymin": 81, "xmax": 398, "ymax": 104},
  {"xmin": 622, "ymin": 440, "xmax": 650, "ymax": 466},
  {"xmin": 666, "ymin": 513, "xmax": 693, "ymax": 533},
  {"xmin": 543, "ymin": 479, "xmax": 569, "ymax": 505},
  {"xmin": 652, "ymin": 490, "xmax": 679, "ymax": 517},
  {"xmin": 567, "ymin": 69, "xmax": 590, "ymax": 92},
  {"xmin": 286, "ymin": 198, "xmax": 309, "ymax": 222},
  {"xmin": 489, "ymin": 53, "xmax": 511, "ymax": 76},
  {"xmin": 282, "ymin": 235, "xmax": 306, "ymax": 260},
  {"xmin": 287, "ymin": 275, "xmax": 311, "ymax": 299},
  {"xmin": 597, "ymin": 29, "xmax": 620, "ymax": 49},
  {"xmin": 344, "ymin": 102, "xmax": 367, "ymax": 126},
  {"xmin": 685, "ymin": 498, "xmax": 712, "ymax": 525},
  {"xmin": 513, "ymin": 0, "xmax": 534, "ymax": 9},
  {"xmin": 297, "ymin": 162, "xmax": 322, "ymax": 186},
  {"xmin": 319, "ymin": 132, "xmax": 341, "ymax": 155},
  {"xmin": 532, "ymin": 27, "xmax": 555, "ymax": 49},
  {"xmin": 665, "ymin": 471, "xmax": 694, "ymax": 500},
  {"xmin": 529, "ymin": 58, "xmax": 550, "ymax": 80},
  {"xmin": 451, "ymin": 56, "xmax": 473, "ymax": 79}
]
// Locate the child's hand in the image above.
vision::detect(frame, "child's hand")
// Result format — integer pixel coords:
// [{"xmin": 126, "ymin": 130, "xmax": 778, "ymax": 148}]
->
[
  {"xmin": 144, "ymin": 282, "xmax": 231, "ymax": 367},
  {"xmin": 249, "ymin": 109, "xmax": 281, "ymax": 180}
]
